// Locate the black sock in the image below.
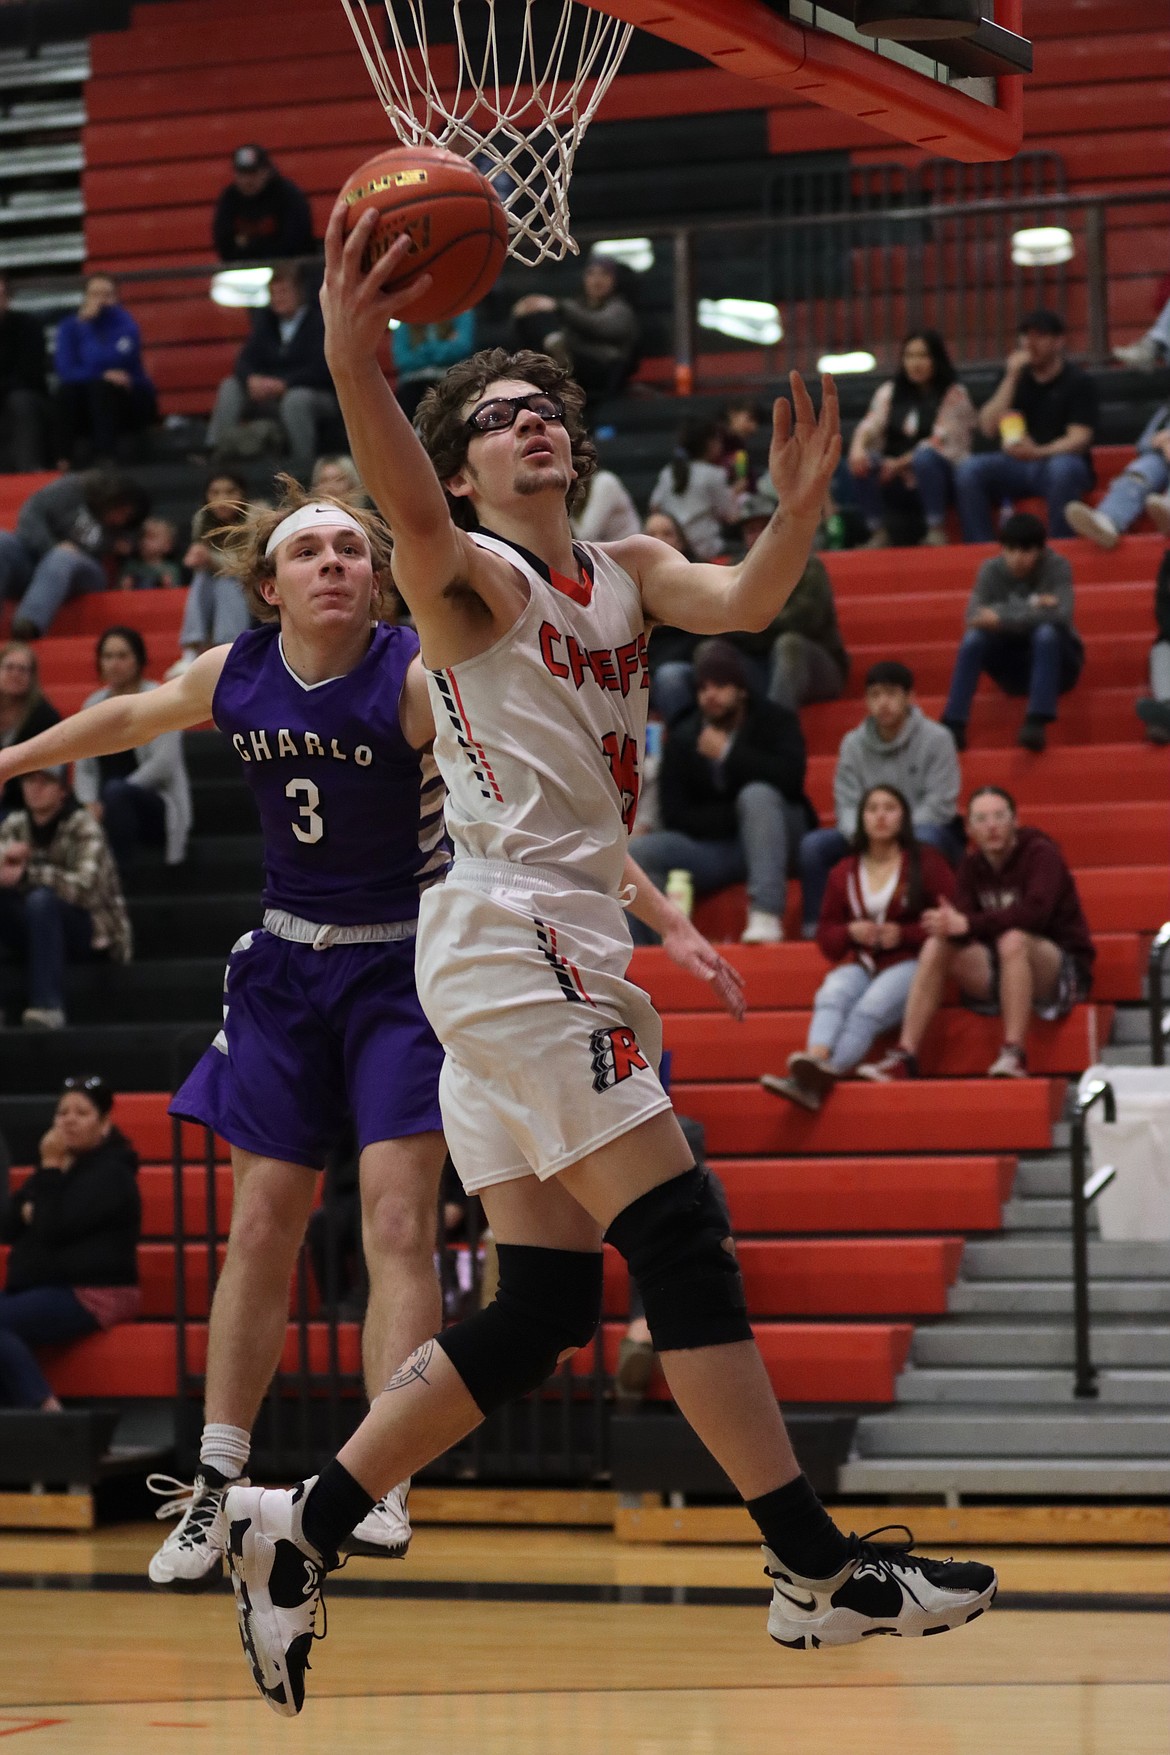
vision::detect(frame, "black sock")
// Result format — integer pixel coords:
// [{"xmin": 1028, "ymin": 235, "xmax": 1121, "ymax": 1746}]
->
[
  {"xmin": 746, "ymin": 1473, "xmax": 852, "ymax": 1580},
  {"xmin": 301, "ymin": 1460, "xmax": 375, "ymax": 1564}
]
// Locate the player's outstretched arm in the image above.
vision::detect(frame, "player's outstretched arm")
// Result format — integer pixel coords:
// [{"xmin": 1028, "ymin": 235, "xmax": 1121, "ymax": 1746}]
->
[
  {"xmin": 630, "ymin": 373, "xmax": 840, "ymax": 638},
  {"xmin": 623, "ymin": 853, "xmax": 746, "ymax": 1022},
  {"xmin": 0, "ymin": 645, "xmax": 228, "ymax": 791},
  {"xmin": 321, "ymin": 203, "xmax": 466, "ymax": 610}
]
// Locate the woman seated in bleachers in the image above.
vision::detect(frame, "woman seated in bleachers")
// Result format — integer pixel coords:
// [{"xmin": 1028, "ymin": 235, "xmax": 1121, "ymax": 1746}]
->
[
  {"xmin": 649, "ymin": 418, "xmax": 741, "ymax": 560},
  {"xmin": 74, "ymin": 626, "xmax": 192, "ymax": 873},
  {"xmin": 847, "ymin": 329, "xmax": 975, "ymax": 548},
  {"xmin": 0, "ymin": 1073, "xmax": 140, "ymax": 1410},
  {"xmin": 760, "ymin": 783, "xmax": 955, "ymax": 1111},
  {"xmin": 0, "ymin": 641, "xmax": 60, "ymax": 819},
  {"xmin": 169, "ymin": 472, "xmax": 254, "ymax": 679}
]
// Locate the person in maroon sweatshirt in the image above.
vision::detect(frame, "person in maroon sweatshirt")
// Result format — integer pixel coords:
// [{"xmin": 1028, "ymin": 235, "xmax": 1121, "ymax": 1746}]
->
[
  {"xmin": 861, "ymin": 784, "xmax": 1095, "ymax": 1080},
  {"xmin": 760, "ymin": 784, "xmax": 955, "ymax": 1111}
]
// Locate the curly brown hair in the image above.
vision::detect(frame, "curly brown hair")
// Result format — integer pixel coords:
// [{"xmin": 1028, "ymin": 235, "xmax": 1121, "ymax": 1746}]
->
[
  {"xmin": 413, "ymin": 347, "xmax": 597, "ymax": 530},
  {"xmin": 208, "ymin": 475, "xmax": 395, "ymax": 622}
]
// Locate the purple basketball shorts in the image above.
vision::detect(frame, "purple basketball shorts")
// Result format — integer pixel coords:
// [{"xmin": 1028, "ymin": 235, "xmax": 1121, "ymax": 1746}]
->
[{"xmin": 170, "ymin": 927, "xmax": 444, "ymax": 1168}]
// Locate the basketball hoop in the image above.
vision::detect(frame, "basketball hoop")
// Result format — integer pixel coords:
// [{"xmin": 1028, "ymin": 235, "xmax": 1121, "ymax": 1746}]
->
[{"xmin": 339, "ymin": 0, "xmax": 634, "ymax": 266}]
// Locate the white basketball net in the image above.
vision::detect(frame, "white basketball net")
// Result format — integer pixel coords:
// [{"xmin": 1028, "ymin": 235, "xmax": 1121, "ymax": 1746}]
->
[{"xmin": 339, "ymin": 0, "xmax": 634, "ymax": 266}]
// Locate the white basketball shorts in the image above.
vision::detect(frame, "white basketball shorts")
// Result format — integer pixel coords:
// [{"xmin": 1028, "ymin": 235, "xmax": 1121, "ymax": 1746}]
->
[{"xmin": 414, "ymin": 861, "xmax": 671, "ymax": 1193}]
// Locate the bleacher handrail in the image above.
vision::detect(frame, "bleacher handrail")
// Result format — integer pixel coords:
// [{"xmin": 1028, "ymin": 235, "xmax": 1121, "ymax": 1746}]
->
[
  {"xmin": 1146, "ymin": 922, "xmax": 1170, "ymax": 1068},
  {"xmin": 1069, "ymin": 1077, "xmax": 1117, "ymax": 1401}
]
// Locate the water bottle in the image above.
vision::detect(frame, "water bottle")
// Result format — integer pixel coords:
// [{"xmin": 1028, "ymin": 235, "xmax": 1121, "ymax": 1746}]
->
[{"xmin": 665, "ymin": 869, "xmax": 694, "ymax": 917}]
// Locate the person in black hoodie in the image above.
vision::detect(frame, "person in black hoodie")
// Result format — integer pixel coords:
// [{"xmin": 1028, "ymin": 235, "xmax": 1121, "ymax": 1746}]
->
[
  {"xmin": 0, "ymin": 1073, "xmax": 140, "ymax": 1408},
  {"xmin": 630, "ymin": 640, "xmax": 811, "ymax": 944},
  {"xmin": 212, "ymin": 145, "xmax": 314, "ymax": 265},
  {"xmin": 1135, "ymin": 547, "xmax": 1170, "ymax": 744}
]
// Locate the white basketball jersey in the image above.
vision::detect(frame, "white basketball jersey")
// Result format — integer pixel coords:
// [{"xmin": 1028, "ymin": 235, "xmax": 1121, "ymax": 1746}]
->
[{"xmin": 425, "ymin": 529, "xmax": 650, "ymax": 896}]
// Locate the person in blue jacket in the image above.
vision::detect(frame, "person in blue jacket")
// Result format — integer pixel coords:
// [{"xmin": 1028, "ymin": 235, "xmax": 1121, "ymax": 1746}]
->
[
  {"xmin": 391, "ymin": 312, "xmax": 476, "ymax": 422},
  {"xmin": 53, "ymin": 275, "xmax": 158, "ymax": 468}
]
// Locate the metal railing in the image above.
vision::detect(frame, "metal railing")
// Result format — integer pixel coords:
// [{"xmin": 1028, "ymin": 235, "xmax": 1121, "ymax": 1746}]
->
[
  {"xmin": 1068, "ymin": 1078, "xmax": 1118, "ymax": 1401},
  {"xmin": 168, "ymin": 1120, "xmax": 610, "ymax": 1483},
  {"xmin": 1146, "ymin": 922, "xmax": 1170, "ymax": 1067}
]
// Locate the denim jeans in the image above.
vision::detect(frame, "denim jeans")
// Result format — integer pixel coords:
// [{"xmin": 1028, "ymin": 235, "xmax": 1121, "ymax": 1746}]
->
[
  {"xmin": 0, "ymin": 1287, "xmax": 98, "ymax": 1407},
  {"xmin": 0, "ymin": 884, "xmax": 98, "ymax": 1012},
  {"xmin": 0, "ymin": 530, "xmax": 106, "ymax": 635},
  {"xmin": 943, "ymin": 621, "xmax": 1085, "ymax": 725},
  {"xmin": 630, "ymin": 782, "xmax": 805, "ymax": 942},
  {"xmin": 808, "ymin": 958, "xmax": 919, "ymax": 1073},
  {"xmin": 1096, "ymin": 450, "xmax": 1170, "ymax": 533},
  {"xmin": 1152, "ymin": 640, "xmax": 1170, "ymax": 701},
  {"xmin": 100, "ymin": 777, "xmax": 167, "ymax": 871},
  {"xmin": 180, "ymin": 569, "xmax": 252, "ymax": 649},
  {"xmin": 853, "ymin": 442, "xmax": 956, "ymax": 530},
  {"xmin": 798, "ymin": 821, "xmax": 964, "ymax": 934},
  {"xmin": 955, "ymin": 451, "xmax": 1093, "ymax": 541}
]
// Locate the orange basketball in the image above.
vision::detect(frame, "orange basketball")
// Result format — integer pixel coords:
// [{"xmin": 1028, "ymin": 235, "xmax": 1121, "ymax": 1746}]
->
[{"xmin": 339, "ymin": 145, "xmax": 509, "ymax": 324}]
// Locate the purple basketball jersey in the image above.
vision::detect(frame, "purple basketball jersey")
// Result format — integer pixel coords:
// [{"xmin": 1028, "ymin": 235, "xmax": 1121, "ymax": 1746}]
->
[{"xmin": 212, "ymin": 622, "xmax": 448, "ymax": 924}]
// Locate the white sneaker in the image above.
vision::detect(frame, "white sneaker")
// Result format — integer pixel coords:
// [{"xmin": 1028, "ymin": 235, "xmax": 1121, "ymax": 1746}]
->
[
  {"xmin": 22, "ymin": 1007, "xmax": 65, "ymax": 1030},
  {"xmin": 1063, "ymin": 501, "xmax": 1119, "ymax": 549},
  {"xmin": 741, "ymin": 909, "xmax": 783, "ymax": 945},
  {"xmin": 346, "ymin": 1478, "xmax": 411, "ymax": 1557},
  {"xmin": 766, "ymin": 1526, "xmax": 997, "ymax": 1649},
  {"xmin": 1113, "ymin": 337, "xmax": 1163, "ymax": 372},
  {"xmin": 147, "ymin": 1471, "xmax": 237, "ymax": 1591},
  {"xmin": 1146, "ymin": 493, "xmax": 1170, "ymax": 538},
  {"xmin": 987, "ymin": 1045, "xmax": 1027, "ymax": 1078},
  {"xmin": 225, "ymin": 1476, "xmax": 330, "ymax": 1718}
]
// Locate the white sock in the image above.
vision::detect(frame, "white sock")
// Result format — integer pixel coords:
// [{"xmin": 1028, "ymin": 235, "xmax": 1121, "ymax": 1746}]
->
[{"xmin": 199, "ymin": 1422, "xmax": 251, "ymax": 1482}]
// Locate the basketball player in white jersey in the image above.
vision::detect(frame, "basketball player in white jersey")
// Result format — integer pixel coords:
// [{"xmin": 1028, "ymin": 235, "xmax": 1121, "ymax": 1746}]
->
[{"xmin": 224, "ymin": 210, "xmax": 997, "ymax": 1716}]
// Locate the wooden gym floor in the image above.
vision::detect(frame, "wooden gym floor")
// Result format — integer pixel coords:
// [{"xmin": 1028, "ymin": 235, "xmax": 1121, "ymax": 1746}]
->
[{"xmin": 0, "ymin": 1524, "xmax": 1166, "ymax": 1754}]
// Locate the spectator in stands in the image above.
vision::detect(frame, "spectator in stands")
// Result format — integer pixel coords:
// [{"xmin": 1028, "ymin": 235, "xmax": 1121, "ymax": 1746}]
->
[
  {"xmin": 511, "ymin": 254, "xmax": 639, "ymax": 405},
  {"xmin": 848, "ymin": 329, "xmax": 976, "ymax": 547},
  {"xmin": 0, "ymin": 643, "xmax": 60, "ymax": 819},
  {"xmin": 53, "ymin": 275, "xmax": 158, "ymax": 469},
  {"xmin": 649, "ymin": 419, "xmax": 740, "ymax": 560},
  {"xmin": 0, "ymin": 272, "xmax": 50, "ymax": 472},
  {"xmin": 74, "ymin": 626, "xmax": 192, "ymax": 873},
  {"xmin": 718, "ymin": 398, "xmax": 767, "ymax": 495},
  {"xmin": 650, "ymin": 500, "xmax": 849, "ymax": 723},
  {"xmin": 119, "ymin": 516, "xmax": 181, "ymax": 590},
  {"xmin": 311, "ymin": 455, "xmax": 369, "ymax": 506},
  {"xmin": 1065, "ymin": 400, "xmax": 1170, "ymax": 549},
  {"xmin": 1135, "ymin": 546, "xmax": 1170, "ymax": 744},
  {"xmin": 956, "ymin": 310, "xmax": 1097, "ymax": 542},
  {"xmin": 206, "ymin": 262, "xmax": 339, "ymax": 482},
  {"xmin": 643, "ymin": 512, "xmax": 700, "ymax": 715},
  {"xmin": 212, "ymin": 144, "xmax": 314, "ymax": 264},
  {"xmin": 761, "ymin": 785, "xmax": 956, "ymax": 1111},
  {"xmin": 629, "ymin": 640, "xmax": 810, "ymax": 946},
  {"xmin": 170, "ymin": 474, "xmax": 253, "ymax": 678},
  {"xmin": 941, "ymin": 511, "xmax": 1084, "ymax": 755},
  {"xmin": 0, "ymin": 1072, "xmax": 140, "ymax": 1410},
  {"xmin": 392, "ymin": 313, "xmax": 476, "ymax": 422},
  {"xmin": 0, "ymin": 765, "xmax": 131, "ymax": 1029},
  {"xmin": 798, "ymin": 660, "xmax": 962, "ymax": 936},
  {"xmin": 859, "ymin": 785, "xmax": 1095, "ymax": 1082},
  {"xmin": 0, "ymin": 468, "xmax": 150, "ymax": 640},
  {"xmin": 1113, "ymin": 293, "xmax": 1170, "ymax": 373},
  {"xmin": 571, "ymin": 466, "xmax": 640, "ymax": 543}
]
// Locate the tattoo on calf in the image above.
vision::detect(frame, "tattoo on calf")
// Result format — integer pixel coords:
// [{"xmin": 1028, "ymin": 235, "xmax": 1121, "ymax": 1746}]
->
[{"xmin": 382, "ymin": 1339, "xmax": 435, "ymax": 1395}]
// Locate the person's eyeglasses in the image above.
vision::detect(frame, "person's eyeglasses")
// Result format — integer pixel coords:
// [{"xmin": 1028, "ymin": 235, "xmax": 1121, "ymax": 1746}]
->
[
  {"xmin": 62, "ymin": 1074, "xmax": 109, "ymax": 1098},
  {"xmin": 465, "ymin": 392, "xmax": 565, "ymax": 435}
]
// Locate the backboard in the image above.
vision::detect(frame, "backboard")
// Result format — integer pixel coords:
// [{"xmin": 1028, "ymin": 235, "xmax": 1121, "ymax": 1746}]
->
[{"xmin": 583, "ymin": 0, "xmax": 1028, "ymax": 161}]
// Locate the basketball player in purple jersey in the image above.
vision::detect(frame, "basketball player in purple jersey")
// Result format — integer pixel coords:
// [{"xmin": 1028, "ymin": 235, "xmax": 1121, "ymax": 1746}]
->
[
  {"xmin": 0, "ymin": 486, "xmax": 449, "ymax": 1578},
  {"xmin": 222, "ymin": 213, "xmax": 996, "ymax": 1715}
]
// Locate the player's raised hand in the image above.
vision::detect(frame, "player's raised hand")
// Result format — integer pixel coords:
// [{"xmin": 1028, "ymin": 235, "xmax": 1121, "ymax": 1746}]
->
[
  {"xmin": 321, "ymin": 200, "xmax": 434, "ymax": 368},
  {"xmin": 768, "ymin": 372, "xmax": 841, "ymax": 522},
  {"xmin": 660, "ymin": 915, "xmax": 747, "ymax": 1023}
]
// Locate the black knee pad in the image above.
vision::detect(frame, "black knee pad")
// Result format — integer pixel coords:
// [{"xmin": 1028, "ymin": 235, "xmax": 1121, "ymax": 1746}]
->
[
  {"xmin": 436, "ymin": 1244, "xmax": 602, "ymax": 1416},
  {"xmin": 605, "ymin": 1166, "xmax": 751, "ymax": 1352}
]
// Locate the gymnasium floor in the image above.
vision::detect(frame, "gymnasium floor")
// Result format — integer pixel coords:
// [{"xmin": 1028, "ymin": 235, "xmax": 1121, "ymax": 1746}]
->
[{"xmin": 1, "ymin": 1525, "xmax": 1166, "ymax": 1754}]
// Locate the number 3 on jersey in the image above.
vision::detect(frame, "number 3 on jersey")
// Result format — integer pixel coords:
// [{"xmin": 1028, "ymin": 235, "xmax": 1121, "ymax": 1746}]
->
[
  {"xmin": 600, "ymin": 731, "xmax": 640, "ymax": 832},
  {"xmin": 286, "ymin": 776, "xmax": 324, "ymax": 844}
]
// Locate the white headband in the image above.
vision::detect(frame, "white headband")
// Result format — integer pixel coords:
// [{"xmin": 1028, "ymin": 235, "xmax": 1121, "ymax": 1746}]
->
[{"xmin": 264, "ymin": 503, "xmax": 367, "ymax": 558}]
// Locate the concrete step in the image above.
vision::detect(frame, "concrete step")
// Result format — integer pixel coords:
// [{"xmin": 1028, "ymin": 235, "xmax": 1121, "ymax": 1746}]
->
[
  {"xmin": 961, "ymin": 1238, "xmax": 1170, "ymax": 1280},
  {"xmin": 837, "ymin": 1456, "xmax": 1170, "ymax": 1497},
  {"xmin": 895, "ymin": 1366, "xmax": 1170, "ymax": 1405},
  {"xmin": 1109, "ymin": 1007, "xmax": 1156, "ymax": 1045},
  {"xmin": 911, "ymin": 1322, "xmax": 1170, "ymax": 1368},
  {"xmin": 1000, "ymin": 1197, "xmax": 1093, "ymax": 1232},
  {"xmin": 1013, "ymin": 1157, "xmax": 1074, "ymax": 1199},
  {"xmin": 0, "ymin": 1022, "xmax": 216, "ymax": 1096},
  {"xmin": 851, "ymin": 1406, "xmax": 1170, "ymax": 1458},
  {"xmin": 949, "ymin": 1278, "xmax": 1170, "ymax": 1316},
  {"xmin": 1100, "ymin": 1045, "xmax": 1158, "ymax": 1068}
]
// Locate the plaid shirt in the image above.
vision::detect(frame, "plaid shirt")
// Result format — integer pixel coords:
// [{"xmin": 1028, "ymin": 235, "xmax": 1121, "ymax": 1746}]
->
[{"xmin": 0, "ymin": 801, "xmax": 132, "ymax": 963}]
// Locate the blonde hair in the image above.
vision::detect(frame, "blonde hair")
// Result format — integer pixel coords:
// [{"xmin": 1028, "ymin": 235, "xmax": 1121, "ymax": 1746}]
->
[
  {"xmin": 208, "ymin": 475, "xmax": 394, "ymax": 622},
  {"xmin": 0, "ymin": 640, "xmax": 46, "ymax": 731}
]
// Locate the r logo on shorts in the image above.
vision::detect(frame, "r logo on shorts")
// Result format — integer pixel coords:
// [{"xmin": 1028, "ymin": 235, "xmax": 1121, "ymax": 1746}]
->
[{"xmin": 590, "ymin": 1026, "xmax": 650, "ymax": 1093}]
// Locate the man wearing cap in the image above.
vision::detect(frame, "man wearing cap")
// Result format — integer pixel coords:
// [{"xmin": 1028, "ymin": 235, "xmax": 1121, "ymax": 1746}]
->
[
  {"xmin": 213, "ymin": 146, "xmax": 315, "ymax": 264},
  {"xmin": 0, "ymin": 764, "xmax": 130, "ymax": 1030},
  {"xmin": 631, "ymin": 639, "xmax": 811, "ymax": 945},
  {"xmin": 956, "ymin": 309, "xmax": 1098, "ymax": 542}
]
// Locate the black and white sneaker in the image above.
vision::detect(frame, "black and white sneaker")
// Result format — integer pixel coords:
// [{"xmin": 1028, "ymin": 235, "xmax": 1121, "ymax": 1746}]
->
[
  {"xmin": 765, "ymin": 1525, "xmax": 997, "ymax": 1648},
  {"xmin": 147, "ymin": 1471, "xmax": 238, "ymax": 1591},
  {"xmin": 224, "ymin": 1477, "xmax": 333, "ymax": 1717},
  {"xmin": 345, "ymin": 1478, "xmax": 411, "ymax": 1557}
]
